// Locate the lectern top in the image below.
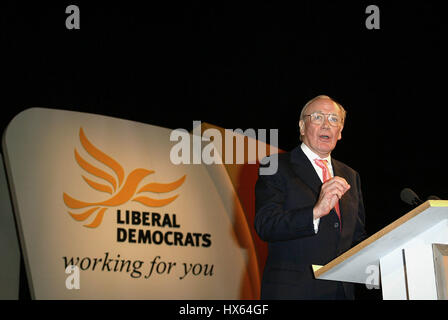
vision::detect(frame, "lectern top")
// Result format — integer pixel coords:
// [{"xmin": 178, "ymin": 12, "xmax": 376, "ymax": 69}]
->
[{"xmin": 314, "ymin": 200, "xmax": 448, "ymax": 285}]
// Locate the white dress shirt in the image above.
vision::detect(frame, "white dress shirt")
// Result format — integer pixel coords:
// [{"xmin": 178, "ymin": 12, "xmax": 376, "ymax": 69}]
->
[{"xmin": 300, "ymin": 143, "xmax": 334, "ymax": 233}]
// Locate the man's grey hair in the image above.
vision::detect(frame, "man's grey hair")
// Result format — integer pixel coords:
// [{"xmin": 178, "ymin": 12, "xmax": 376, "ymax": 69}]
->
[{"xmin": 299, "ymin": 95, "xmax": 347, "ymax": 124}]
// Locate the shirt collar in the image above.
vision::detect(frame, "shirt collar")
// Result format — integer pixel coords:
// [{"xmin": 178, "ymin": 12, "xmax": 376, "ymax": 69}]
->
[{"xmin": 300, "ymin": 142, "xmax": 332, "ymax": 165}]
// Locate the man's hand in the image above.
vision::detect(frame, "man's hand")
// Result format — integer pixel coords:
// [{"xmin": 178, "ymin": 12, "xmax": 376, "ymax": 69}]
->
[{"xmin": 313, "ymin": 176, "xmax": 350, "ymax": 219}]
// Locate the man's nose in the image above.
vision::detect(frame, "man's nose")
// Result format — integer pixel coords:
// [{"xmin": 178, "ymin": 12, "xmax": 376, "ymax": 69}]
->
[{"xmin": 321, "ymin": 116, "xmax": 331, "ymax": 128}]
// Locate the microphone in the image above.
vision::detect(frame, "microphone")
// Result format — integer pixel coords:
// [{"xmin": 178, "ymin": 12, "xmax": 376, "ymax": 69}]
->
[{"xmin": 400, "ymin": 188, "xmax": 423, "ymax": 206}]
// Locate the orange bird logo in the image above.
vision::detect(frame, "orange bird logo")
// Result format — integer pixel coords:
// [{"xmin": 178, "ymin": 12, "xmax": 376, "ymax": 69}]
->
[{"xmin": 63, "ymin": 128, "xmax": 186, "ymax": 228}]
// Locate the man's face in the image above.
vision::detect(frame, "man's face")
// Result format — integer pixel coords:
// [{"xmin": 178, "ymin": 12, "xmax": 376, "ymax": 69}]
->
[{"xmin": 299, "ymin": 98, "xmax": 343, "ymax": 158}]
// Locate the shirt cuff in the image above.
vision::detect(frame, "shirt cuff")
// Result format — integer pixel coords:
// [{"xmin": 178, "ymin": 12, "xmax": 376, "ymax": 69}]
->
[{"xmin": 313, "ymin": 218, "xmax": 320, "ymax": 234}]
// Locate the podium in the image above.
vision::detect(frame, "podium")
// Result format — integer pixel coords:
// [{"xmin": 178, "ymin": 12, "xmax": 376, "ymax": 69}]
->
[{"xmin": 313, "ymin": 200, "xmax": 448, "ymax": 300}]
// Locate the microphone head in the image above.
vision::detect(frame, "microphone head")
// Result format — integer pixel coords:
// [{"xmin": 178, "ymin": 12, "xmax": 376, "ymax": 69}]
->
[{"xmin": 400, "ymin": 188, "xmax": 423, "ymax": 205}]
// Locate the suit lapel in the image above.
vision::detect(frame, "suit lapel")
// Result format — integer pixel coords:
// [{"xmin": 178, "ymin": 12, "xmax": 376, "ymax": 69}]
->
[
  {"xmin": 332, "ymin": 159, "xmax": 350, "ymax": 233},
  {"xmin": 331, "ymin": 159, "xmax": 346, "ymax": 216},
  {"xmin": 290, "ymin": 146, "xmax": 322, "ymax": 195}
]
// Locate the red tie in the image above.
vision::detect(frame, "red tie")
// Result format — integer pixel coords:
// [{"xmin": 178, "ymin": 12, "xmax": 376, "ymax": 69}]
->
[{"xmin": 314, "ymin": 159, "xmax": 342, "ymax": 228}]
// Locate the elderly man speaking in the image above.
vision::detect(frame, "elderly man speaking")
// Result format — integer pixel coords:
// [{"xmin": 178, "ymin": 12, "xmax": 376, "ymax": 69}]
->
[{"xmin": 254, "ymin": 95, "xmax": 367, "ymax": 300}]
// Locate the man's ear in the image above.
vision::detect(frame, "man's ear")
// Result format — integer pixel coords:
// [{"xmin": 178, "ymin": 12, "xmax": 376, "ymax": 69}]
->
[
  {"xmin": 299, "ymin": 120, "xmax": 305, "ymax": 136},
  {"xmin": 337, "ymin": 125, "xmax": 343, "ymax": 140}
]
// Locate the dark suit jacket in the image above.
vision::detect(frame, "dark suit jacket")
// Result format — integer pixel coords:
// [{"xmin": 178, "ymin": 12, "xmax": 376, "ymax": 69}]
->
[{"xmin": 254, "ymin": 146, "xmax": 366, "ymax": 300}]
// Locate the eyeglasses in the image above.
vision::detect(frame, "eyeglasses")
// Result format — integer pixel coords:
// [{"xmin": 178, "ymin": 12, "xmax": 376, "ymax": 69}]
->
[{"xmin": 303, "ymin": 112, "xmax": 342, "ymax": 127}]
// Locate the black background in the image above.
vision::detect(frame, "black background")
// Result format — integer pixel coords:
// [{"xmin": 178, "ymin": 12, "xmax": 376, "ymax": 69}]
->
[{"xmin": 1, "ymin": 1, "xmax": 447, "ymax": 301}]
